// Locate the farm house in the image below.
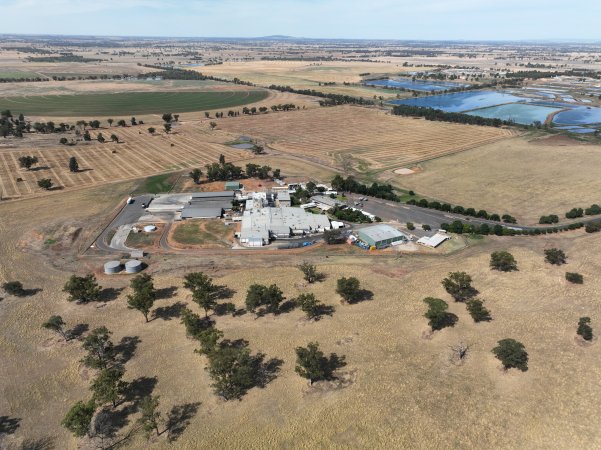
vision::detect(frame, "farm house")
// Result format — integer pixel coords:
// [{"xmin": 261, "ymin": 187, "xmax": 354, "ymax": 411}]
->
[{"xmin": 357, "ymin": 224, "xmax": 408, "ymax": 248}]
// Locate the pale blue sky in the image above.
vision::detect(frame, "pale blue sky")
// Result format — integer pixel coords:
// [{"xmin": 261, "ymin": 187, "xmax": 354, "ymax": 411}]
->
[{"xmin": 2, "ymin": 0, "xmax": 600, "ymax": 40}]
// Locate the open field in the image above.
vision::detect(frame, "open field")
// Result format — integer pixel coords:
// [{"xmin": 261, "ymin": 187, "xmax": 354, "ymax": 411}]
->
[
  {"xmin": 2, "ymin": 182, "xmax": 601, "ymax": 448},
  {"xmin": 0, "ymin": 90, "xmax": 270, "ymax": 117},
  {"xmin": 391, "ymin": 134, "xmax": 601, "ymax": 225},
  {"xmin": 217, "ymin": 105, "xmax": 514, "ymax": 172},
  {"xmin": 0, "ymin": 126, "xmax": 252, "ymax": 201},
  {"xmin": 196, "ymin": 60, "xmax": 415, "ymax": 99}
]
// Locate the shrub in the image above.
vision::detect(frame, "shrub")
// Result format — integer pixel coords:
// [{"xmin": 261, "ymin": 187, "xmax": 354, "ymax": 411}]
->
[
  {"xmin": 539, "ymin": 215, "xmax": 559, "ymax": 224},
  {"xmin": 406, "ymin": 222, "xmax": 415, "ymax": 231},
  {"xmin": 585, "ymin": 222, "xmax": 601, "ymax": 233},
  {"xmin": 423, "ymin": 297, "xmax": 456, "ymax": 331},
  {"xmin": 566, "ymin": 272, "xmax": 583, "ymax": 284},
  {"xmin": 585, "ymin": 204, "xmax": 601, "ymax": 216},
  {"xmin": 466, "ymin": 299, "xmax": 491, "ymax": 322},
  {"xmin": 336, "ymin": 277, "xmax": 361, "ymax": 304},
  {"xmin": 2, "ymin": 281, "xmax": 26, "ymax": 296},
  {"xmin": 492, "ymin": 339, "xmax": 528, "ymax": 371},
  {"xmin": 422, "ymin": 224, "xmax": 431, "ymax": 231},
  {"xmin": 565, "ymin": 208, "xmax": 584, "ymax": 219},
  {"xmin": 441, "ymin": 272, "xmax": 476, "ymax": 301},
  {"xmin": 544, "ymin": 248, "xmax": 566, "ymax": 265},
  {"xmin": 490, "ymin": 251, "xmax": 517, "ymax": 272},
  {"xmin": 577, "ymin": 317, "xmax": 593, "ymax": 341}
]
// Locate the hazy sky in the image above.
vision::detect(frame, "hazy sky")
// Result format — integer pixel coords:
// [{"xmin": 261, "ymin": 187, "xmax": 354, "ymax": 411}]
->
[{"xmin": 2, "ymin": 0, "xmax": 600, "ymax": 40}]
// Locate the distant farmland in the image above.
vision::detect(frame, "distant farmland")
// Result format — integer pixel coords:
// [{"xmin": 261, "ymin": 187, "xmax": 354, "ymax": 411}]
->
[{"xmin": 0, "ymin": 90, "xmax": 270, "ymax": 117}]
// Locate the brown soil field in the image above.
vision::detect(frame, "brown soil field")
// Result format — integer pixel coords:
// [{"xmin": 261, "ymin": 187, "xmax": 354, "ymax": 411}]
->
[
  {"xmin": 2, "ymin": 181, "xmax": 601, "ymax": 448},
  {"xmin": 391, "ymin": 134, "xmax": 601, "ymax": 225},
  {"xmin": 0, "ymin": 125, "xmax": 251, "ymax": 201},
  {"xmin": 217, "ymin": 105, "xmax": 514, "ymax": 172}
]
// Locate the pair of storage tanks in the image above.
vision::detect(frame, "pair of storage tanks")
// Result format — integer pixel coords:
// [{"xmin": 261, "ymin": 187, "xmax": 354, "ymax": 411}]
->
[{"xmin": 104, "ymin": 259, "xmax": 143, "ymax": 274}]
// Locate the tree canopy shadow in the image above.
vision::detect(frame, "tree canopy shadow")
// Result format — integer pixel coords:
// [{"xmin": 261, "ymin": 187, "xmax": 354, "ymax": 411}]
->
[
  {"xmin": 125, "ymin": 376, "xmax": 158, "ymax": 408},
  {"xmin": 98, "ymin": 287, "xmax": 124, "ymax": 303},
  {"xmin": 18, "ymin": 436, "xmax": 55, "ymax": 450},
  {"xmin": 114, "ymin": 336, "xmax": 141, "ymax": 365},
  {"xmin": 348, "ymin": 289, "xmax": 374, "ymax": 304},
  {"xmin": 67, "ymin": 323, "xmax": 89, "ymax": 340},
  {"xmin": 214, "ymin": 285, "xmax": 236, "ymax": 300},
  {"xmin": 277, "ymin": 300, "xmax": 297, "ymax": 314},
  {"xmin": 156, "ymin": 286, "xmax": 178, "ymax": 300},
  {"xmin": 0, "ymin": 415, "xmax": 20, "ymax": 435},
  {"xmin": 257, "ymin": 357, "xmax": 284, "ymax": 388},
  {"xmin": 152, "ymin": 301, "xmax": 185, "ymax": 321},
  {"xmin": 166, "ymin": 402, "xmax": 201, "ymax": 442},
  {"xmin": 22, "ymin": 288, "xmax": 43, "ymax": 297},
  {"xmin": 312, "ymin": 304, "xmax": 336, "ymax": 321},
  {"xmin": 213, "ymin": 302, "xmax": 237, "ymax": 316}
]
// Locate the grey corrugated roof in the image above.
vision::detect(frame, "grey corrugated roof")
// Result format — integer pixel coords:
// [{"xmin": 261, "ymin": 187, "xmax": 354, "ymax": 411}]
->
[
  {"xmin": 181, "ymin": 206, "xmax": 223, "ymax": 219},
  {"xmin": 358, "ymin": 224, "xmax": 407, "ymax": 242},
  {"xmin": 190, "ymin": 191, "xmax": 235, "ymax": 199}
]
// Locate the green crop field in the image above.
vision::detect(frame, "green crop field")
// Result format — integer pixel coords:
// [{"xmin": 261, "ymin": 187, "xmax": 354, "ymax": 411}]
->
[
  {"xmin": 0, "ymin": 71, "xmax": 43, "ymax": 79},
  {"xmin": 0, "ymin": 89, "xmax": 270, "ymax": 116}
]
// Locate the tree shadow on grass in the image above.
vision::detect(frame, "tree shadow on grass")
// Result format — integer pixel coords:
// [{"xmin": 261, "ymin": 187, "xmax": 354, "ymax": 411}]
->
[
  {"xmin": 0, "ymin": 415, "xmax": 20, "ymax": 435},
  {"xmin": 152, "ymin": 301, "xmax": 185, "ymax": 321},
  {"xmin": 19, "ymin": 436, "xmax": 55, "ymax": 450},
  {"xmin": 98, "ymin": 287, "xmax": 124, "ymax": 303},
  {"xmin": 277, "ymin": 300, "xmax": 297, "ymax": 315},
  {"xmin": 156, "ymin": 286, "xmax": 178, "ymax": 300},
  {"xmin": 312, "ymin": 304, "xmax": 336, "ymax": 321},
  {"xmin": 214, "ymin": 285, "xmax": 236, "ymax": 300},
  {"xmin": 114, "ymin": 336, "xmax": 141, "ymax": 365},
  {"xmin": 166, "ymin": 402, "xmax": 201, "ymax": 443},
  {"xmin": 22, "ymin": 288, "xmax": 43, "ymax": 297},
  {"xmin": 67, "ymin": 323, "xmax": 89, "ymax": 340},
  {"xmin": 257, "ymin": 358, "xmax": 284, "ymax": 388},
  {"xmin": 125, "ymin": 376, "xmax": 158, "ymax": 409},
  {"xmin": 347, "ymin": 289, "xmax": 374, "ymax": 304}
]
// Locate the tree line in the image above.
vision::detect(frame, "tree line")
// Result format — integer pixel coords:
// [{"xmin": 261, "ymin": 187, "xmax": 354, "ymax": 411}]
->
[
  {"xmin": 392, "ymin": 104, "xmax": 513, "ymax": 127},
  {"xmin": 406, "ymin": 197, "xmax": 517, "ymax": 224},
  {"xmin": 331, "ymin": 175, "xmax": 400, "ymax": 202}
]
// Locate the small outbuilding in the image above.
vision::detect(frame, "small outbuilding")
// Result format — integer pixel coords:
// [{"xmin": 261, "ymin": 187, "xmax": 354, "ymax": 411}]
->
[{"xmin": 357, "ymin": 224, "xmax": 408, "ymax": 248}]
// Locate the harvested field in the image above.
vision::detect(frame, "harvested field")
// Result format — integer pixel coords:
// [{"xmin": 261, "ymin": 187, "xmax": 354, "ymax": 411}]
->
[
  {"xmin": 196, "ymin": 60, "xmax": 414, "ymax": 99},
  {"xmin": 0, "ymin": 90, "xmax": 270, "ymax": 116},
  {"xmin": 217, "ymin": 105, "xmax": 513, "ymax": 171},
  {"xmin": 0, "ymin": 126, "xmax": 250, "ymax": 201},
  {"xmin": 392, "ymin": 135, "xmax": 601, "ymax": 225},
  {"xmin": 2, "ymin": 182, "xmax": 601, "ymax": 448}
]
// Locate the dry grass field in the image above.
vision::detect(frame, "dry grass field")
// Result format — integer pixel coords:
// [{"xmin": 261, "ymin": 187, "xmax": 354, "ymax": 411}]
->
[
  {"xmin": 2, "ymin": 182, "xmax": 601, "ymax": 449},
  {"xmin": 196, "ymin": 60, "xmax": 413, "ymax": 99},
  {"xmin": 217, "ymin": 105, "xmax": 513, "ymax": 171},
  {"xmin": 0, "ymin": 126, "xmax": 250, "ymax": 200},
  {"xmin": 392, "ymin": 134, "xmax": 601, "ymax": 225}
]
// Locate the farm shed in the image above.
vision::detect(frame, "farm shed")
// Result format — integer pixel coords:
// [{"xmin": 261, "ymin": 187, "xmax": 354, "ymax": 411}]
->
[
  {"xmin": 181, "ymin": 206, "xmax": 223, "ymax": 219},
  {"xmin": 357, "ymin": 225, "xmax": 408, "ymax": 248},
  {"xmin": 417, "ymin": 232, "xmax": 450, "ymax": 248}
]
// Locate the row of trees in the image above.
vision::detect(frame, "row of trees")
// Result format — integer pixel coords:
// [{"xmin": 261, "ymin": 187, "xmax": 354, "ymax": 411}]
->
[
  {"xmin": 331, "ymin": 175, "xmax": 400, "ymax": 202},
  {"xmin": 406, "ymin": 197, "xmax": 516, "ymax": 224},
  {"xmin": 392, "ymin": 104, "xmax": 514, "ymax": 128},
  {"xmin": 191, "ymin": 157, "xmax": 281, "ymax": 183},
  {"xmin": 440, "ymin": 219, "xmax": 585, "ymax": 236}
]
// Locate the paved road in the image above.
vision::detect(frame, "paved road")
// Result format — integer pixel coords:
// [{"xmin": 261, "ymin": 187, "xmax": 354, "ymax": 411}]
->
[
  {"xmin": 346, "ymin": 193, "xmax": 601, "ymax": 232},
  {"xmin": 95, "ymin": 195, "xmax": 154, "ymax": 252}
]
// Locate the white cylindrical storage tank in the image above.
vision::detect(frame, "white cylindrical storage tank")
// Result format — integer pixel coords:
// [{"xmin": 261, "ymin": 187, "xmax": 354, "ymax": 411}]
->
[
  {"xmin": 104, "ymin": 260, "xmax": 122, "ymax": 274},
  {"xmin": 125, "ymin": 260, "xmax": 143, "ymax": 274},
  {"xmin": 143, "ymin": 225, "xmax": 157, "ymax": 232}
]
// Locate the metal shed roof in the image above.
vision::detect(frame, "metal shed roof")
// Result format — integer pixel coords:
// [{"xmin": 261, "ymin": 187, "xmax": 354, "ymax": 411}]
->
[
  {"xmin": 181, "ymin": 206, "xmax": 223, "ymax": 219},
  {"xmin": 358, "ymin": 224, "xmax": 407, "ymax": 242},
  {"xmin": 190, "ymin": 191, "xmax": 235, "ymax": 199}
]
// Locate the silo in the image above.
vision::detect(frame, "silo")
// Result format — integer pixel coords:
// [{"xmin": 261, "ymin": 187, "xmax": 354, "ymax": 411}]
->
[
  {"xmin": 125, "ymin": 260, "xmax": 143, "ymax": 274},
  {"xmin": 104, "ymin": 260, "xmax": 122, "ymax": 274}
]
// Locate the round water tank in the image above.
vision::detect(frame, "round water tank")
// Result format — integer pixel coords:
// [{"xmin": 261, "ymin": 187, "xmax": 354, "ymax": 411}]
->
[
  {"xmin": 104, "ymin": 260, "xmax": 122, "ymax": 274},
  {"xmin": 143, "ymin": 225, "xmax": 157, "ymax": 232},
  {"xmin": 125, "ymin": 260, "xmax": 143, "ymax": 274}
]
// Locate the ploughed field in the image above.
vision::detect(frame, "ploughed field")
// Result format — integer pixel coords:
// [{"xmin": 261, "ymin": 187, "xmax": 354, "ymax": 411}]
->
[
  {"xmin": 0, "ymin": 126, "xmax": 249, "ymax": 200},
  {"xmin": 0, "ymin": 90, "xmax": 269, "ymax": 117},
  {"xmin": 217, "ymin": 105, "xmax": 513, "ymax": 171}
]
